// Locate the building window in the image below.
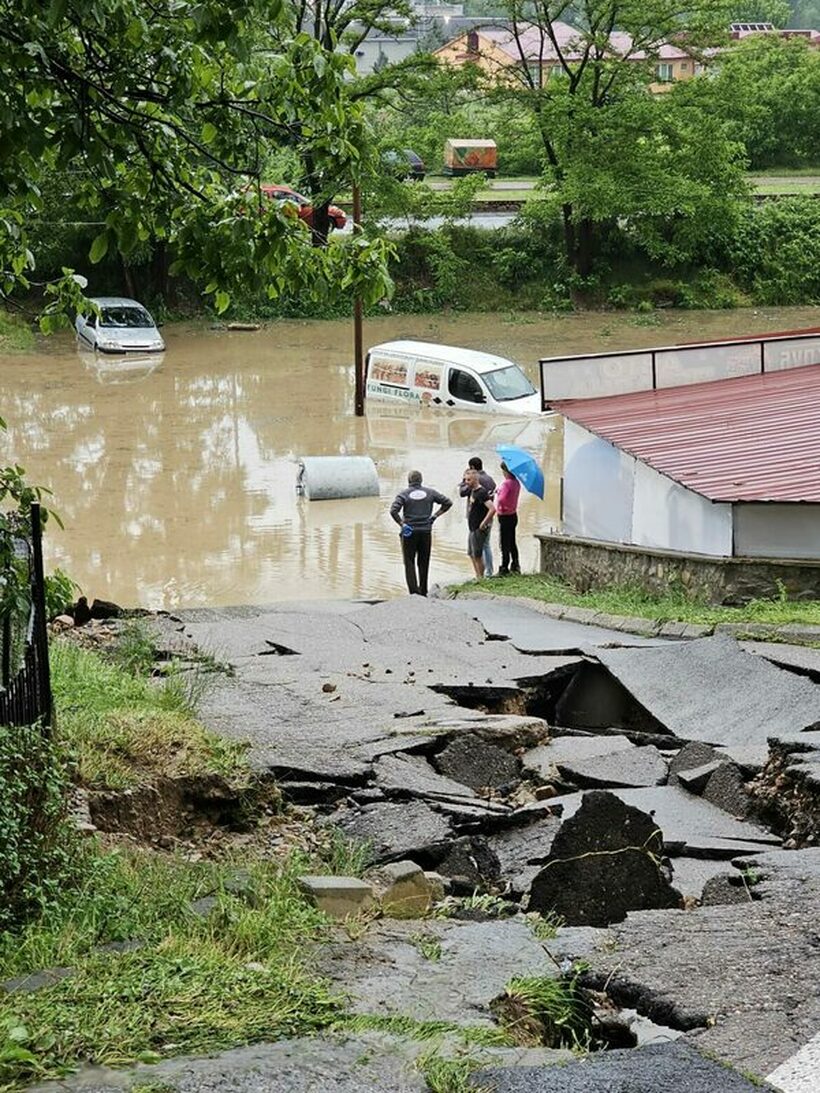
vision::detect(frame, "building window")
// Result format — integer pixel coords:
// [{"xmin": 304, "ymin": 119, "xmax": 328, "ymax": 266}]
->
[
  {"xmin": 680, "ymin": 62, "xmax": 689, "ymax": 71},
  {"xmin": 655, "ymin": 63, "xmax": 674, "ymax": 82}
]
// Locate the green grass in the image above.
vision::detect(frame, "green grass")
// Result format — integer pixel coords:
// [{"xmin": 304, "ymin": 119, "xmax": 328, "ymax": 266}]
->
[
  {"xmin": 453, "ymin": 574, "xmax": 820, "ymax": 631},
  {"xmin": 0, "ymin": 311, "xmax": 35, "ymax": 352},
  {"xmin": 491, "ymin": 975, "xmax": 592, "ymax": 1051},
  {"xmin": 0, "ymin": 849, "xmax": 338, "ymax": 1089},
  {"xmin": 419, "ymin": 1052, "xmax": 489, "ymax": 1093},
  {"xmin": 50, "ymin": 639, "xmax": 249, "ymax": 789},
  {"xmin": 752, "ymin": 180, "xmax": 820, "ymax": 194}
]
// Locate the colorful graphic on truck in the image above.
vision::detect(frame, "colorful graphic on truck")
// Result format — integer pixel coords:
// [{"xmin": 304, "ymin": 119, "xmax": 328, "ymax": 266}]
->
[
  {"xmin": 369, "ymin": 356, "xmax": 408, "ymax": 386},
  {"xmin": 415, "ymin": 366, "xmax": 441, "ymax": 391}
]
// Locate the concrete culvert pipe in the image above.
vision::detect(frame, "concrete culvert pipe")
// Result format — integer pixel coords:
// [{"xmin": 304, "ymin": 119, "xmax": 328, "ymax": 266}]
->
[{"xmin": 296, "ymin": 456, "xmax": 380, "ymax": 501}]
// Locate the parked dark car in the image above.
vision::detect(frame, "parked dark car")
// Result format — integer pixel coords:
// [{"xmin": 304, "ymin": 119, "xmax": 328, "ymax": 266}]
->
[
  {"xmin": 383, "ymin": 149, "xmax": 426, "ymax": 181},
  {"xmin": 259, "ymin": 184, "xmax": 347, "ymax": 231}
]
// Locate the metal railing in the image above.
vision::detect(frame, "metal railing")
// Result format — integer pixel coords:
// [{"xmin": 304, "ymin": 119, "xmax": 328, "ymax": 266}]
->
[
  {"xmin": 0, "ymin": 504, "xmax": 52, "ymax": 729},
  {"xmin": 540, "ymin": 326, "xmax": 820, "ymax": 405}
]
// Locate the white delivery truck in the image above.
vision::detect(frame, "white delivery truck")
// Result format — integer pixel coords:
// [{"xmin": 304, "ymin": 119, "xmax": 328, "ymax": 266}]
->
[{"xmin": 365, "ymin": 340, "xmax": 542, "ymax": 416}]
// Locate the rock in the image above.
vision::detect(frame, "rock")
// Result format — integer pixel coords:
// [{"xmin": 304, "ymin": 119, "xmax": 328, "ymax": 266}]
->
[
  {"xmin": 471, "ymin": 1041, "xmax": 768, "ymax": 1092},
  {"xmin": 322, "ymin": 682, "xmax": 337, "ymax": 693},
  {"xmin": 555, "ymin": 744, "xmax": 667, "ymax": 789},
  {"xmin": 436, "ymin": 836, "xmax": 501, "ymax": 888},
  {"xmin": 189, "ymin": 896, "xmax": 219, "ymax": 918},
  {"xmin": 298, "ymin": 876, "xmax": 374, "ymax": 919},
  {"xmin": 669, "ymin": 741, "xmax": 721, "ymax": 781},
  {"xmin": 700, "ymin": 762, "xmax": 751, "ymax": 819},
  {"xmin": 52, "ymin": 613, "xmax": 75, "ymax": 630},
  {"xmin": 528, "ymin": 791, "xmax": 682, "ymax": 926},
  {"xmin": 365, "ymin": 860, "xmax": 436, "ymax": 918},
  {"xmin": 677, "ymin": 761, "xmax": 724, "ymax": 794},
  {"xmin": 330, "ymin": 800, "xmax": 452, "ymax": 864},
  {"xmin": 71, "ymin": 595, "xmax": 92, "ymax": 626},
  {"xmin": 90, "ymin": 598, "xmax": 123, "ymax": 620},
  {"xmin": 433, "ymin": 735, "xmax": 521, "ymax": 791},
  {"xmin": 701, "ymin": 874, "xmax": 753, "ymax": 907},
  {"xmin": 423, "ymin": 871, "xmax": 449, "ymax": 901},
  {"xmin": 2, "ymin": 967, "xmax": 73, "ymax": 995}
]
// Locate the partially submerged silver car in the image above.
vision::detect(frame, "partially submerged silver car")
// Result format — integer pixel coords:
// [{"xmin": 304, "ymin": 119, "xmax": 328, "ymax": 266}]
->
[{"xmin": 75, "ymin": 296, "xmax": 165, "ymax": 353}]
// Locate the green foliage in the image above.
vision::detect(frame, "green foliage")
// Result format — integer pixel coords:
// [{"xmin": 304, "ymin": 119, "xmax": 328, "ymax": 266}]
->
[
  {"xmin": 727, "ymin": 196, "xmax": 820, "ymax": 303},
  {"xmin": 0, "ymin": 725, "xmax": 78, "ymax": 931},
  {"xmin": 0, "ymin": 2, "xmax": 392, "ymax": 321},
  {"xmin": 0, "ymin": 849, "xmax": 338, "ymax": 1087},
  {"xmin": 526, "ymin": 910, "xmax": 565, "ymax": 941},
  {"xmin": 43, "ymin": 569, "xmax": 80, "ymax": 621},
  {"xmin": 674, "ymin": 34, "xmax": 820, "ymax": 169}
]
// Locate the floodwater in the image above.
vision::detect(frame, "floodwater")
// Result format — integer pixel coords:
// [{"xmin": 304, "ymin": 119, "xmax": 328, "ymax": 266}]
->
[{"xmin": 1, "ymin": 306, "xmax": 818, "ymax": 609}]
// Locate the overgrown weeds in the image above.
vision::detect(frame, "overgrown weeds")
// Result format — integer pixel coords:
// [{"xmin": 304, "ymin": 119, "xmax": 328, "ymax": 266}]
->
[
  {"xmin": 0, "ymin": 848, "xmax": 337, "ymax": 1088},
  {"xmin": 419, "ymin": 1052, "xmax": 488, "ymax": 1093},
  {"xmin": 50, "ymin": 639, "xmax": 248, "ymax": 789},
  {"xmin": 491, "ymin": 973, "xmax": 593, "ymax": 1051}
]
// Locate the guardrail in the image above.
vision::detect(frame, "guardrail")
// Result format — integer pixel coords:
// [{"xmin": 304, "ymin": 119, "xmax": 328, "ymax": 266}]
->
[
  {"xmin": 0, "ymin": 504, "xmax": 53, "ymax": 729},
  {"xmin": 540, "ymin": 327, "xmax": 820, "ymax": 405}
]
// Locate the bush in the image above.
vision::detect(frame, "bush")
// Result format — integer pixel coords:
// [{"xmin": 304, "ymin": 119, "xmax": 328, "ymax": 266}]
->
[
  {"xmin": 0, "ymin": 725, "xmax": 77, "ymax": 930},
  {"xmin": 727, "ymin": 197, "xmax": 820, "ymax": 305}
]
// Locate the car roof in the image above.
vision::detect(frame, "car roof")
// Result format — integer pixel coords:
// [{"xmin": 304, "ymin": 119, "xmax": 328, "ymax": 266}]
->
[
  {"xmin": 368, "ymin": 340, "xmax": 520, "ymax": 375},
  {"xmin": 89, "ymin": 297, "xmax": 149, "ymax": 308}
]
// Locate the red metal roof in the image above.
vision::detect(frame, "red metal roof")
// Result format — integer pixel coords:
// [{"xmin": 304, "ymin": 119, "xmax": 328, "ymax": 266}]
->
[{"xmin": 554, "ymin": 363, "xmax": 820, "ymax": 503}]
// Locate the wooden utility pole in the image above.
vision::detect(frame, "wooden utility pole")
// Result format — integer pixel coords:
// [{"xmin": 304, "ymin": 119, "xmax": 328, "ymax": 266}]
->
[{"xmin": 353, "ymin": 184, "xmax": 364, "ymax": 417}]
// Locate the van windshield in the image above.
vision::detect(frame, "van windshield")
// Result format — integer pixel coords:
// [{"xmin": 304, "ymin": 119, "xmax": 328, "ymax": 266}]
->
[{"xmin": 483, "ymin": 365, "xmax": 536, "ymax": 402}]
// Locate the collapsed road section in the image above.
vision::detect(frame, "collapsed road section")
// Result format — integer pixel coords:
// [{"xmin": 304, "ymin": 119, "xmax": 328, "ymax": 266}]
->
[{"xmin": 112, "ymin": 594, "xmax": 820, "ymax": 1089}]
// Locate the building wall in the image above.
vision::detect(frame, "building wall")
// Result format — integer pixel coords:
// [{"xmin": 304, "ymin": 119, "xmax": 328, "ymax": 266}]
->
[
  {"xmin": 734, "ymin": 503, "xmax": 820, "ymax": 559},
  {"xmin": 434, "ymin": 32, "xmax": 521, "ymax": 84},
  {"xmin": 562, "ymin": 421, "xmax": 732, "ymax": 557}
]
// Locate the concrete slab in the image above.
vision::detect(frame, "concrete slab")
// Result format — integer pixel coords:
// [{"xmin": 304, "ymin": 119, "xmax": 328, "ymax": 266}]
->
[
  {"xmin": 316, "ymin": 918, "xmax": 562, "ymax": 1027},
  {"xmin": 487, "ymin": 815, "xmax": 562, "ymax": 896},
  {"xmin": 669, "ymin": 857, "xmax": 739, "ymax": 902},
  {"xmin": 555, "ymin": 745, "xmax": 667, "ymax": 789},
  {"xmin": 580, "ymin": 851, "xmax": 820, "ymax": 1076},
  {"xmin": 329, "ymin": 799, "xmax": 453, "ymax": 864},
  {"xmin": 521, "ymin": 735, "xmax": 634, "ymax": 781},
  {"xmin": 548, "ymin": 786, "xmax": 779, "ymax": 856},
  {"xmin": 741, "ymin": 641, "xmax": 820, "ymax": 682},
  {"xmin": 472, "ymin": 1042, "xmax": 772, "ymax": 1092},
  {"xmin": 595, "ymin": 635, "xmax": 820, "ymax": 746},
  {"xmin": 442, "ymin": 596, "xmax": 671, "ymax": 653},
  {"xmin": 374, "ymin": 753, "xmax": 477, "ymax": 801}
]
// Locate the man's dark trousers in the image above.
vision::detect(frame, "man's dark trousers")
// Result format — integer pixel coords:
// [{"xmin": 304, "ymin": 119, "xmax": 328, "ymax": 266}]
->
[{"xmin": 402, "ymin": 530, "xmax": 432, "ymax": 596}]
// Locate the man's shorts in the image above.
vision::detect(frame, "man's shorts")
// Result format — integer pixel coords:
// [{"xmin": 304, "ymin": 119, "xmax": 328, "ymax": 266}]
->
[{"xmin": 467, "ymin": 527, "xmax": 489, "ymax": 558}]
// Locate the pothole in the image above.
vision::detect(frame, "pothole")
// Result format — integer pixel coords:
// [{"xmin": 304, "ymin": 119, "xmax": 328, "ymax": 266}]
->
[{"xmin": 490, "ymin": 975, "xmax": 690, "ymax": 1053}]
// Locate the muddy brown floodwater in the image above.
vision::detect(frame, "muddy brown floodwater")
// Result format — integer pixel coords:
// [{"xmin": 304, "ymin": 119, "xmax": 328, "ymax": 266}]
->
[{"xmin": 1, "ymin": 306, "xmax": 818, "ymax": 608}]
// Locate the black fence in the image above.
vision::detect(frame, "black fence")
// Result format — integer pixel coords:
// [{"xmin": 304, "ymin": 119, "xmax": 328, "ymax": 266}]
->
[{"xmin": 0, "ymin": 504, "xmax": 52, "ymax": 729}]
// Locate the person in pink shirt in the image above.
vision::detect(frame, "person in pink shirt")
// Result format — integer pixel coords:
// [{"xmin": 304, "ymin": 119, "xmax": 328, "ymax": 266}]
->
[{"xmin": 495, "ymin": 461, "xmax": 521, "ymax": 575}]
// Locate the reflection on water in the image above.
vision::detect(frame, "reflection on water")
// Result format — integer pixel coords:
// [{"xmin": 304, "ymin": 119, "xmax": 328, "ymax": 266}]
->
[{"xmin": 1, "ymin": 306, "xmax": 817, "ymax": 608}]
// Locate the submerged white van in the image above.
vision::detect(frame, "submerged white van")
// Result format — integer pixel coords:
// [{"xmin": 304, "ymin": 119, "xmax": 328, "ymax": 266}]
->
[{"xmin": 365, "ymin": 341, "xmax": 542, "ymax": 416}]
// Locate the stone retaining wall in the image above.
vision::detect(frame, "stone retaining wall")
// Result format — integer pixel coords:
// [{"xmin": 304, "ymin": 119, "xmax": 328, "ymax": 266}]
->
[{"xmin": 536, "ymin": 533, "xmax": 820, "ymax": 606}]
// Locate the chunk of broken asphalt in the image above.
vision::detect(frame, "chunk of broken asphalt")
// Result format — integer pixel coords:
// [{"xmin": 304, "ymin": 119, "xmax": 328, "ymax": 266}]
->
[{"xmin": 528, "ymin": 790, "xmax": 682, "ymax": 926}]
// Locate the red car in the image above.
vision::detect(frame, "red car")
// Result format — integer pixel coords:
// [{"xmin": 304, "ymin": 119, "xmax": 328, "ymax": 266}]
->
[{"xmin": 260, "ymin": 184, "xmax": 347, "ymax": 231}]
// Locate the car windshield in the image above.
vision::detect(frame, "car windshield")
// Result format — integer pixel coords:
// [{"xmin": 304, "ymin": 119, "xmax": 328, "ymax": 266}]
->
[
  {"xmin": 99, "ymin": 306, "xmax": 153, "ymax": 329},
  {"xmin": 482, "ymin": 365, "xmax": 536, "ymax": 401}
]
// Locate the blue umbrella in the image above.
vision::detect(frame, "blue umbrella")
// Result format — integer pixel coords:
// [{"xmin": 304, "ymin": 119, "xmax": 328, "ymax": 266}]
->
[{"xmin": 495, "ymin": 444, "xmax": 545, "ymax": 500}]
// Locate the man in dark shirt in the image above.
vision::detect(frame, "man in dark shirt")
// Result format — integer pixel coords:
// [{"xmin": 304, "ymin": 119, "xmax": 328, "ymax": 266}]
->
[
  {"xmin": 463, "ymin": 467, "xmax": 496, "ymax": 580},
  {"xmin": 459, "ymin": 456, "xmax": 495, "ymax": 576},
  {"xmin": 390, "ymin": 470, "xmax": 452, "ymax": 596}
]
